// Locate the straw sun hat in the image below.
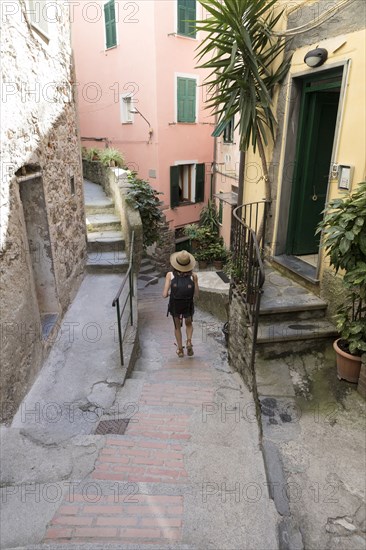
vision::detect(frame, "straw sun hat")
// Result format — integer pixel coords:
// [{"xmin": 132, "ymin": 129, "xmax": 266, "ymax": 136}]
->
[{"xmin": 170, "ymin": 250, "xmax": 196, "ymax": 272}]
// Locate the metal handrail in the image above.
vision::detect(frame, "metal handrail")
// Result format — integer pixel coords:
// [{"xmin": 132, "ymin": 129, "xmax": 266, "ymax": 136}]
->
[
  {"xmin": 112, "ymin": 232, "xmax": 135, "ymax": 366},
  {"xmin": 231, "ymin": 201, "xmax": 270, "ymax": 318},
  {"xmin": 231, "ymin": 201, "xmax": 271, "ymax": 374}
]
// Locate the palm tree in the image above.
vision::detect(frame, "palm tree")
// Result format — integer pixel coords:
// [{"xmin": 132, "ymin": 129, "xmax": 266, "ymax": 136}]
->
[{"xmin": 196, "ymin": 0, "xmax": 291, "ymax": 206}]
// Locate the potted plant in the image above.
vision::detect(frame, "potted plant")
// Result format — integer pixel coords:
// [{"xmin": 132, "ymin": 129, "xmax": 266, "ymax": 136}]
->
[
  {"xmin": 183, "ymin": 223, "xmax": 200, "ymax": 251},
  {"xmin": 99, "ymin": 147, "xmax": 125, "ymax": 168},
  {"xmin": 317, "ymin": 182, "xmax": 366, "ymax": 382},
  {"xmin": 208, "ymin": 241, "xmax": 228, "ymax": 269},
  {"xmin": 84, "ymin": 147, "xmax": 101, "ymax": 161},
  {"xmin": 195, "ymin": 249, "xmax": 211, "ymax": 270}
]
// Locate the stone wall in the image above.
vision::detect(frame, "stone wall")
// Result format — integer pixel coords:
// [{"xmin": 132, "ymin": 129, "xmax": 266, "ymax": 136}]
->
[
  {"xmin": 357, "ymin": 355, "xmax": 366, "ymax": 399},
  {"xmin": 0, "ymin": 3, "xmax": 86, "ymax": 422},
  {"xmin": 227, "ymin": 289, "xmax": 254, "ymax": 391},
  {"xmin": 149, "ymin": 214, "xmax": 176, "ymax": 275}
]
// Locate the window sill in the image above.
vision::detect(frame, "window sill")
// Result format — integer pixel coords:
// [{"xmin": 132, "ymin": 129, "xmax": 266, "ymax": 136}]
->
[
  {"xmin": 175, "ymin": 201, "xmax": 195, "ymax": 207},
  {"xmin": 176, "ymin": 33, "xmax": 197, "ymax": 41},
  {"xmin": 105, "ymin": 44, "xmax": 118, "ymax": 51},
  {"xmin": 176, "ymin": 121, "xmax": 197, "ymax": 125}
]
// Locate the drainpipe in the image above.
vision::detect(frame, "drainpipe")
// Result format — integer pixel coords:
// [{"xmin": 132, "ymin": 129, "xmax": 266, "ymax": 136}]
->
[{"xmin": 238, "ymin": 150, "xmax": 245, "ymax": 205}]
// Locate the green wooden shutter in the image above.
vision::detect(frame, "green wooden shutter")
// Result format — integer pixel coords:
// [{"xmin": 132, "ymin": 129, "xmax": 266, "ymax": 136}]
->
[
  {"xmin": 195, "ymin": 163, "xmax": 205, "ymax": 203},
  {"xmin": 186, "ymin": 0, "xmax": 196, "ymax": 38},
  {"xmin": 177, "ymin": 0, "xmax": 196, "ymax": 37},
  {"xmin": 170, "ymin": 166, "xmax": 180, "ymax": 208},
  {"xmin": 177, "ymin": 78, "xmax": 196, "ymax": 123},
  {"xmin": 104, "ymin": 0, "xmax": 117, "ymax": 49}
]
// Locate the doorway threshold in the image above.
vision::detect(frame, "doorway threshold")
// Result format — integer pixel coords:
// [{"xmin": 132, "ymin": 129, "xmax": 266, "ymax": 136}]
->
[{"xmin": 272, "ymin": 255, "xmax": 319, "ymax": 284}]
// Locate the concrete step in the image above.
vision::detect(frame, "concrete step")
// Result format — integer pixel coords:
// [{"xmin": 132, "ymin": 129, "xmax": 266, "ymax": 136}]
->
[
  {"xmin": 86, "ymin": 251, "xmax": 129, "ymax": 273},
  {"xmin": 86, "ymin": 213, "xmax": 121, "ymax": 232},
  {"xmin": 85, "ymin": 199, "xmax": 115, "ymax": 215},
  {"xmin": 255, "ymin": 318, "xmax": 337, "ymax": 343},
  {"xmin": 87, "ymin": 230, "xmax": 125, "ymax": 253},
  {"xmin": 139, "ymin": 263, "xmax": 157, "ymax": 275},
  {"xmin": 250, "ymin": 318, "xmax": 338, "ymax": 357},
  {"xmin": 21, "ymin": 543, "xmax": 194, "ymax": 550},
  {"xmin": 137, "ymin": 274, "xmax": 160, "ymax": 289}
]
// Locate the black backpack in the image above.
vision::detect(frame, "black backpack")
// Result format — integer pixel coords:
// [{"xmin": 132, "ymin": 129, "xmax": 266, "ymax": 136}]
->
[{"xmin": 171, "ymin": 275, "xmax": 195, "ymax": 301}]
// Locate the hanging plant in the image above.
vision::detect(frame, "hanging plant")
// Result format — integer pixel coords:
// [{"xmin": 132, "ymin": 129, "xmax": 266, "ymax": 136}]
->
[{"xmin": 125, "ymin": 173, "xmax": 164, "ymax": 249}]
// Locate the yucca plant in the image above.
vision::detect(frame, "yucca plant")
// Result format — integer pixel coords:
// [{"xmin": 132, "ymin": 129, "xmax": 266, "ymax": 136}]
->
[{"xmin": 196, "ymin": 0, "xmax": 291, "ymax": 202}]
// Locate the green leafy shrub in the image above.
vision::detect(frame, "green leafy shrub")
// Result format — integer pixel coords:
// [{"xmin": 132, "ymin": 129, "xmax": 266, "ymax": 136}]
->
[
  {"xmin": 125, "ymin": 173, "xmax": 163, "ymax": 249},
  {"xmin": 317, "ymin": 182, "xmax": 366, "ymax": 355}
]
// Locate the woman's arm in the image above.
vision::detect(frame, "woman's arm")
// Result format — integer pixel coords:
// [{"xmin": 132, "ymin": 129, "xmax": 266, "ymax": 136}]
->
[
  {"xmin": 193, "ymin": 273, "xmax": 199, "ymax": 298},
  {"xmin": 162, "ymin": 272, "xmax": 171, "ymax": 298}
]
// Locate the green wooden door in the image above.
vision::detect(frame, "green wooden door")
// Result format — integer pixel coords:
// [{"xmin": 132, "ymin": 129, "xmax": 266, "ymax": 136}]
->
[{"xmin": 287, "ymin": 81, "xmax": 341, "ymax": 255}]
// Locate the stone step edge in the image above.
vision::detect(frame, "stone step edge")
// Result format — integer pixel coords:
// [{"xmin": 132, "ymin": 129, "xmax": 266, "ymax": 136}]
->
[
  {"xmin": 259, "ymin": 301, "xmax": 328, "ymax": 316},
  {"xmin": 249, "ymin": 320, "xmax": 338, "ymax": 343}
]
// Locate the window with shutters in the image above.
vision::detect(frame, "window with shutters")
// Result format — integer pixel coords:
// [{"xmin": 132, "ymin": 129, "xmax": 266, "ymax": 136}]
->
[
  {"xmin": 104, "ymin": 0, "xmax": 117, "ymax": 49},
  {"xmin": 177, "ymin": 0, "xmax": 196, "ymax": 38},
  {"xmin": 223, "ymin": 117, "xmax": 234, "ymax": 143},
  {"xmin": 177, "ymin": 77, "xmax": 196, "ymax": 123},
  {"xmin": 120, "ymin": 95, "xmax": 134, "ymax": 124},
  {"xmin": 170, "ymin": 163, "xmax": 205, "ymax": 207}
]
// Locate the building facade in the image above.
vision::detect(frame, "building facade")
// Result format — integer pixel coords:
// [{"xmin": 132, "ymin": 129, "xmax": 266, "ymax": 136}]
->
[
  {"xmin": 71, "ymin": 0, "xmax": 214, "ymax": 232},
  {"xmin": 0, "ymin": 0, "xmax": 86, "ymax": 422},
  {"xmin": 213, "ymin": 0, "xmax": 365, "ymax": 298}
]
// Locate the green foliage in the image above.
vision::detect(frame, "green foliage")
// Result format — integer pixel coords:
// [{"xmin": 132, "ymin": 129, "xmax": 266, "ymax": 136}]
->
[
  {"xmin": 317, "ymin": 182, "xmax": 366, "ymax": 355},
  {"xmin": 125, "ymin": 172, "xmax": 163, "ymax": 249},
  {"xmin": 207, "ymin": 240, "xmax": 228, "ymax": 262},
  {"xmin": 98, "ymin": 148, "xmax": 126, "ymax": 168},
  {"xmin": 83, "ymin": 147, "xmax": 101, "ymax": 161},
  {"xmin": 196, "ymin": 0, "xmax": 291, "ymax": 153},
  {"xmin": 199, "ymin": 200, "xmax": 220, "ymax": 235},
  {"xmin": 183, "ymin": 223, "xmax": 200, "ymax": 240}
]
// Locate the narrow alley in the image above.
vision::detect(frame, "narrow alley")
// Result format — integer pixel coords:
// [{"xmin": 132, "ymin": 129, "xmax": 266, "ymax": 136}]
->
[{"xmin": 1, "ymin": 279, "xmax": 279, "ymax": 549}]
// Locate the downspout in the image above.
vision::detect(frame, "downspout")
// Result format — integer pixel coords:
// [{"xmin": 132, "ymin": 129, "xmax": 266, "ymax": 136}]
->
[{"xmin": 238, "ymin": 150, "xmax": 245, "ymax": 205}]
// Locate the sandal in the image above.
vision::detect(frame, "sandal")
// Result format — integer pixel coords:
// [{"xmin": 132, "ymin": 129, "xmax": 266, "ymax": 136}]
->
[
  {"xmin": 175, "ymin": 345, "xmax": 184, "ymax": 358},
  {"xmin": 186, "ymin": 340, "xmax": 194, "ymax": 357}
]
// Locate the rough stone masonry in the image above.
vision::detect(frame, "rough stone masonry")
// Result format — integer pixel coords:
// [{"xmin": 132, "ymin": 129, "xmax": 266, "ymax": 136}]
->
[{"xmin": 0, "ymin": 1, "xmax": 86, "ymax": 422}]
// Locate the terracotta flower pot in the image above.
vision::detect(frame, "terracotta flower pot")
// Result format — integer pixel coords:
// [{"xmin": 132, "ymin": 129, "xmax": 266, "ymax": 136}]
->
[
  {"xmin": 213, "ymin": 260, "xmax": 223, "ymax": 270},
  {"xmin": 333, "ymin": 338, "xmax": 362, "ymax": 383}
]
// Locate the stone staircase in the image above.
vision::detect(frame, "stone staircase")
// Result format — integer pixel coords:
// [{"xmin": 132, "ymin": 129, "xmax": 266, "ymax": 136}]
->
[
  {"xmin": 249, "ymin": 266, "xmax": 338, "ymax": 357},
  {"xmin": 84, "ymin": 179, "xmax": 128, "ymax": 273}
]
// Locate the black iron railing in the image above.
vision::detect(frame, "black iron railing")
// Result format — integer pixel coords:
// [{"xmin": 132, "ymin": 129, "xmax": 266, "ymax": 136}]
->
[
  {"xmin": 112, "ymin": 232, "xmax": 135, "ymax": 366},
  {"xmin": 231, "ymin": 201, "xmax": 270, "ymax": 365}
]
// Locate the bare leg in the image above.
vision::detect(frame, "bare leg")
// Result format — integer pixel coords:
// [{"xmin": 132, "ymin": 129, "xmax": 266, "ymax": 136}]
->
[
  {"xmin": 173, "ymin": 317, "xmax": 183, "ymax": 355},
  {"xmin": 185, "ymin": 317, "xmax": 194, "ymax": 356}
]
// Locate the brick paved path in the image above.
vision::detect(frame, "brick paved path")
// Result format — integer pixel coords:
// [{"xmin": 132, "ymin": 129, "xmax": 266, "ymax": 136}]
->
[{"xmin": 43, "ymin": 281, "xmax": 278, "ymax": 549}]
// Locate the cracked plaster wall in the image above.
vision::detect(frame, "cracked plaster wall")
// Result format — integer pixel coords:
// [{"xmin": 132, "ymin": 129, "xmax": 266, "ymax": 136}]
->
[{"xmin": 0, "ymin": 2, "xmax": 86, "ymax": 422}]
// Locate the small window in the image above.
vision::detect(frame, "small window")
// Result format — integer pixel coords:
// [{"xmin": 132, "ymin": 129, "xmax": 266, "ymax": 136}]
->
[
  {"xmin": 27, "ymin": 0, "xmax": 49, "ymax": 41},
  {"xmin": 120, "ymin": 95, "xmax": 133, "ymax": 124},
  {"xmin": 177, "ymin": 77, "xmax": 196, "ymax": 123},
  {"xmin": 104, "ymin": 0, "xmax": 117, "ymax": 49},
  {"xmin": 170, "ymin": 163, "xmax": 204, "ymax": 207},
  {"xmin": 223, "ymin": 117, "xmax": 234, "ymax": 143},
  {"xmin": 177, "ymin": 0, "xmax": 196, "ymax": 38}
]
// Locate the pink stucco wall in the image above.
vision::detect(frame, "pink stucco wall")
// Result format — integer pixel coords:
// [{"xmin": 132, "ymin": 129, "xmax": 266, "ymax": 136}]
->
[{"xmin": 71, "ymin": 0, "xmax": 214, "ymax": 229}]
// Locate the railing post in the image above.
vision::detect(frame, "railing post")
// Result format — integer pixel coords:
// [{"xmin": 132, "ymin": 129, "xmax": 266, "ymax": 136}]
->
[
  {"xmin": 129, "ymin": 269, "xmax": 133, "ymax": 326},
  {"xmin": 116, "ymin": 299, "xmax": 124, "ymax": 366}
]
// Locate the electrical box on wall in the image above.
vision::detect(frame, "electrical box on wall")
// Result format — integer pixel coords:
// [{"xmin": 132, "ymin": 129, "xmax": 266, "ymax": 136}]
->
[{"xmin": 338, "ymin": 164, "xmax": 354, "ymax": 190}]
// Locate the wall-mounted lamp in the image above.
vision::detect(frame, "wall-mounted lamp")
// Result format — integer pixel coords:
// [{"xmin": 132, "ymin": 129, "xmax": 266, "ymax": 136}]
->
[
  {"xmin": 304, "ymin": 48, "xmax": 328, "ymax": 68},
  {"xmin": 129, "ymin": 108, "xmax": 153, "ymax": 141}
]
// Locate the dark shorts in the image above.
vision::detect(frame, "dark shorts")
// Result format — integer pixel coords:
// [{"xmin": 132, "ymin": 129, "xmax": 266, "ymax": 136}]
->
[{"xmin": 168, "ymin": 299, "xmax": 194, "ymax": 319}]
